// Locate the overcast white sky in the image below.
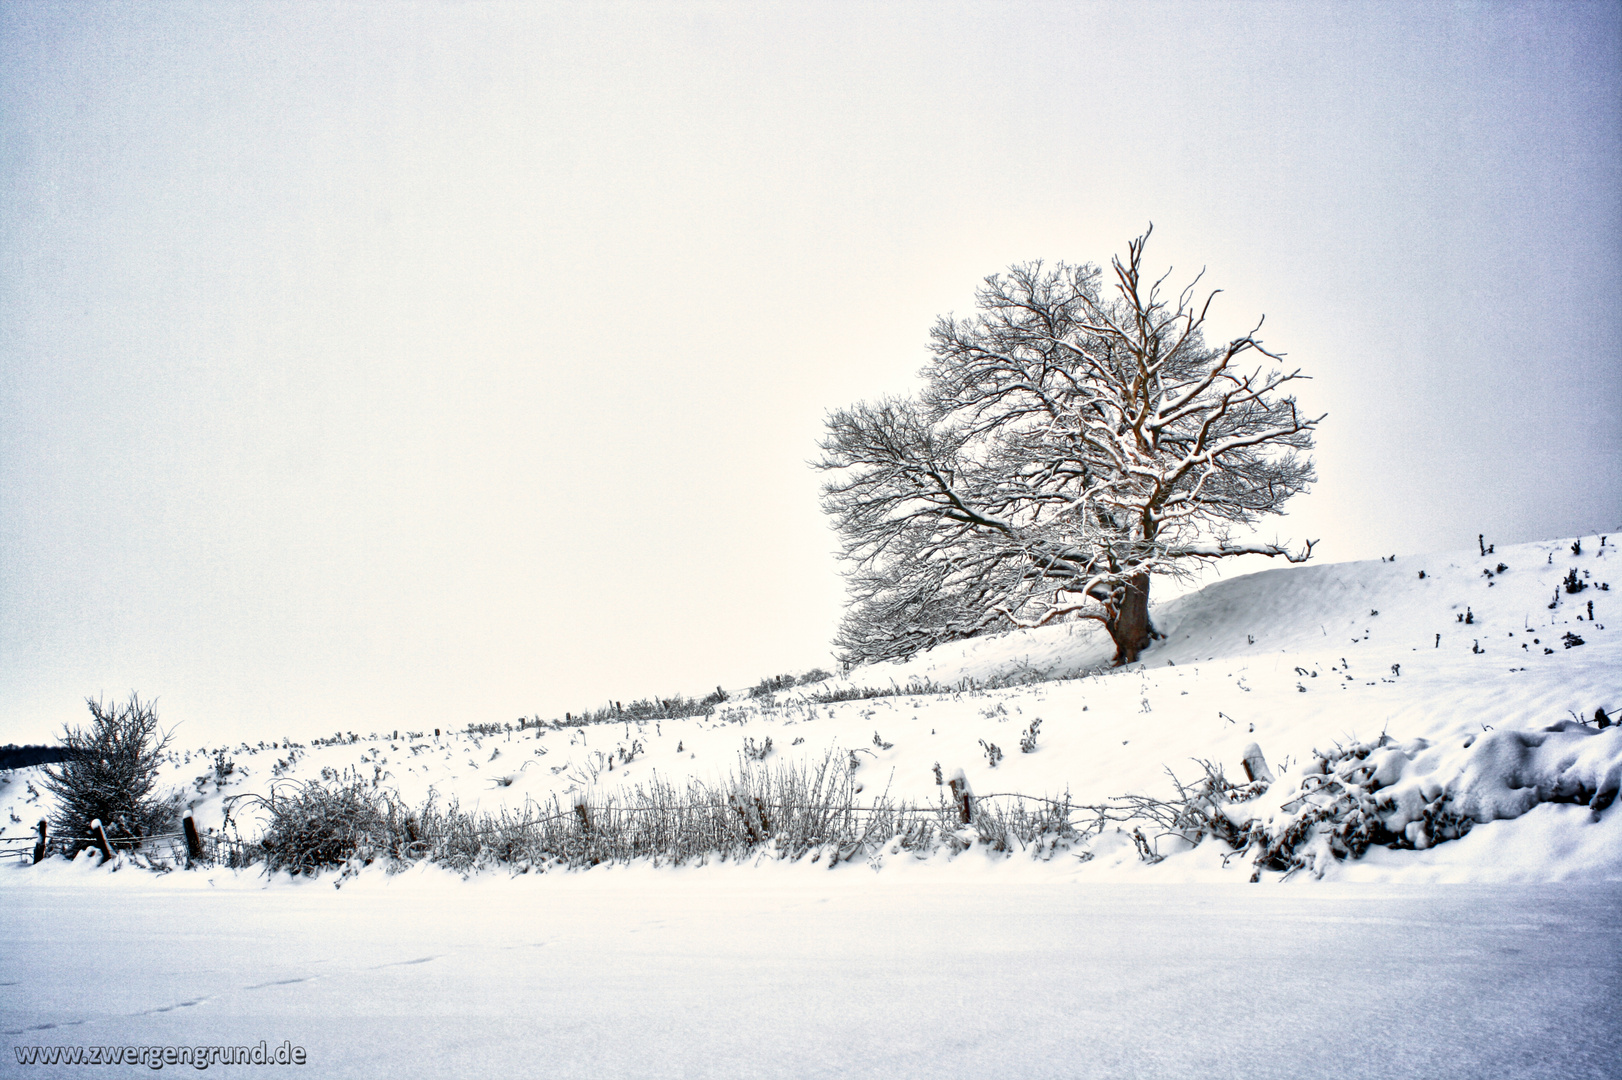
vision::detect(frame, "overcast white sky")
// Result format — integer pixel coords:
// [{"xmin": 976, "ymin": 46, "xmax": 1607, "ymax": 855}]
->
[{"xmin": 3, "ymin": 1, "xmax": 1618, "ymax": 746}]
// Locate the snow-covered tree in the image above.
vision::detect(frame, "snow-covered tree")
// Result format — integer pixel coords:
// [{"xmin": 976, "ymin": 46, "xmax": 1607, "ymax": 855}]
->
[
  {"xmin": 42, "ymin": 693, "xmax": 176, "ymax": 854},
  {"xmin": 818, "ymin": 228, "xmax": 1322, "ymax": 666}
]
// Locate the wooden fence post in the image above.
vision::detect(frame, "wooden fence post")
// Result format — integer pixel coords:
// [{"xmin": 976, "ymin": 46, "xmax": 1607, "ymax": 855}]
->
[
  {"xmin": 947, "ymin": 770, "xmax": 974, "ymax": 824},
  {"xmin": 183, "ymin": 816, "xmax": 204, "ymax": 865},
  {"xmin": 1241, "ymin": 743, "xmax": 1276, "ymax": 784},
  {"xmin": 90, "ymin": 819, "xmax": 114, "ymax": 862},
  {"xmin": 32, "ymin": 819, "xmax": 47, "ymax": 864},
  {"xmin": 730, "ymin": 795, "xmax": 767, "ymax": 844}
]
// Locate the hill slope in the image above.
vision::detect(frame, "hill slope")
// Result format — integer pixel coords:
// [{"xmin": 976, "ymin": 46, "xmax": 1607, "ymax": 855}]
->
[{"xmin": 3, "ymin": 532, "xmax": 1618, "ymax": 882}]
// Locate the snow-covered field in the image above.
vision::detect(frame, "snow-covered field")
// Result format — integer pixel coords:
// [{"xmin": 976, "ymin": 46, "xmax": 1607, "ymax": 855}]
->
[
  {"xmin": 3, "ymin": 533, "xmax": 1619, "ymax": 1076},
  {"xmin": 4, "ymin": 866, "xmax": 1619, "ymax": 1079}
]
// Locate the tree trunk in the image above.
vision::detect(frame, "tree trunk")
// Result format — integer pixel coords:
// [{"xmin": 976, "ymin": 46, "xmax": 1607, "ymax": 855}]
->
[{"xmin": 1107, "ymin": 572, "xmax": 1158, "ymax": 664}]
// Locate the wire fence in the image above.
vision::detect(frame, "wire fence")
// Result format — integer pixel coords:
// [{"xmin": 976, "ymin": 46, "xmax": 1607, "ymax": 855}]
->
[
  {"xmin": 0, "ymin": 826, "xmax": 262, "ymax": 869},
  {"xmin": 3, "ymin": 787, "xmax": 1161, "ymax": 874},
  {"xmin": 5, "ymin": 762, "xmax": 1149, "ymax": 875},
  {"xmin": 217, "ymin": 759, "xmax": 1116, "ymax": 875}
]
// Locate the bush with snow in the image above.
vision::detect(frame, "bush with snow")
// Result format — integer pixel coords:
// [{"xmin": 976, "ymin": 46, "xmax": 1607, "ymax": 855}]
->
[
  {"xmin": 41, "ymin": 693, "xmax": 180, "ymax": 856},
  {"xmin": 231, "ymin": 775, "xmax": 419, "ymax": 876},
  {"xmin": 1145, "ymin": 723, "xmax": 1622, "ymax": 879}
]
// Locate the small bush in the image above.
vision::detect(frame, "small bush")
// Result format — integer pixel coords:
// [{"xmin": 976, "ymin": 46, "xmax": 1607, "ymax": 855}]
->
[
  {"xmin": 233, "ymin": 778, "xmax": 416, "ymax": 876},
  {"xmin": 552, "ymin": 691, "xmax": 725, "ymax": 727},
  {"xmin": 971, "ymin": 794, "xmax": 1080, "ymax": 856},
  {"xmin": 748, "ymin": 674, "xmax": 798, "ymax": 699},
  {"xmin": 806, "ymin": 677, "xmax": 948, "ymax": 704},
  {"xmin": 42, "ymin": 693, "xmax": 178, "ymax": 855}
]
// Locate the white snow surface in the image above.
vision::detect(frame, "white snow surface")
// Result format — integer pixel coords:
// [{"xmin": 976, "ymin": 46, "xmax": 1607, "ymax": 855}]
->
[
  {"xmin": 2, "ymin": 533, "xmax": 1620, "ymax": 1076},
  {"xmin": 3, "ymin": 863, "xmax": 1619, "ymax": 1079}
]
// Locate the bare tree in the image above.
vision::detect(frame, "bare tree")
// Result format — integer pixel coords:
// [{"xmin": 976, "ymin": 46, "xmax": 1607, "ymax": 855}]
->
[{"xmin": 818, "ymin": 228, "xmax": 1322, "ymax": 666}]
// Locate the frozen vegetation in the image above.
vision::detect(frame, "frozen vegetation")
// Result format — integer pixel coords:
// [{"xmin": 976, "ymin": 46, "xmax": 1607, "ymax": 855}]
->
[{"xmin": 2, "ymin": 532, "xmax": 1618, "ymax": 1076}]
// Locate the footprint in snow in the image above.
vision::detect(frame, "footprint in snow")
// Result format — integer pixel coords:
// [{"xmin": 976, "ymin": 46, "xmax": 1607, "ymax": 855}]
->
[
  {"xmin": 245, "ymin": 976, "xmax": 318, "ymax": 990},
  {"xmin": 147, "ymin": 998, "xmax": 206, "ymax": 1014},
  {"xmin": 6, "ymin": 1018, "xmax": 91, "ymax": 1035}
]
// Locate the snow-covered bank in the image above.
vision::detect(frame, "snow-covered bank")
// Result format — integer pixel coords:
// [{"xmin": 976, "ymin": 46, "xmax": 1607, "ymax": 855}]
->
[
  {"xmin": 2, "ymin": 866, "xmax": 1618, "ymax": 1079},
  {"xmin": 2, "ymin": 532, "xmax": 1617, "ymax": 883}
]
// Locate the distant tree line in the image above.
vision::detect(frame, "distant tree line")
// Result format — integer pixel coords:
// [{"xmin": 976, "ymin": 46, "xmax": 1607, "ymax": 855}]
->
[{"xmin": 0, "ymin": 744, "xmax": 79, "ymax": 771}]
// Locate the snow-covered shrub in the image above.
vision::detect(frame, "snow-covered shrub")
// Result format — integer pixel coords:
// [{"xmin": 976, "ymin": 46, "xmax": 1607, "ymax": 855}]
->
[
  {"xmin": 806, "ymin": 677, "xmax": 950, "ymax": 705},
  {"xmin": 1242, "ymin": 738, "xmax": 1475, "ymax": 880},
  {"xmin": 748, "ymin": 668, "xmax": 835, "ymax": 698},
  {"xmin": 749, "ymin": 674, "xmax": 799, "ymax": 699},
  {"xmin": 1137, "ymin": 724, "xmax": 1622, "ymax": 880},
  {"xmin": 1098, "ymin": 760, "xmax": 1264, "ymax": 857},
  {"xmin": 970, "ymin": 793, "xmax": 1078, "ymax": 856},
  {"xmin": 235, "ymin": 778, "xmax": 416, "ymax": 876},
  {"xmin": 1448, "ymin": 723, "xmax": 1619, "ymax": 820},
  {"xmin": 41, "ymin": 693, "xmax": 179, "ymax": 856},
  {"xmin": 547, "ymin": 692, "xmax": 729, "ymax": 730}
]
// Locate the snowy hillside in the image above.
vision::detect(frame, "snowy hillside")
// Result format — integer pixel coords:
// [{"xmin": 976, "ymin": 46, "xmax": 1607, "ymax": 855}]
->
[
  {"xmin": 3, "ymin": 533, "xmax": 1620, "ymax": 1080},
  {"xmin": 4, "ymin": 532, "xmax": 1616, "ymax": 883}
]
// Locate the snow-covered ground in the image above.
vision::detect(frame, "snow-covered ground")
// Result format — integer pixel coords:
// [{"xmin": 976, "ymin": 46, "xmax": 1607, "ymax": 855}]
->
[
  {"xmin": 2, "ymin": 533, "xmax": 1619, "ymax": 1076},
  {"xmin": 4, "ymin": 864, "xmax": 1619, "ymax": 1079}
]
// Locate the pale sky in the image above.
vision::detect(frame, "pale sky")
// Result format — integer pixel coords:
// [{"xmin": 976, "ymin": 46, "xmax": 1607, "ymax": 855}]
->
[{"xmin": 3, "ymin": 1, "xmax": 1619, "ymax": 746}]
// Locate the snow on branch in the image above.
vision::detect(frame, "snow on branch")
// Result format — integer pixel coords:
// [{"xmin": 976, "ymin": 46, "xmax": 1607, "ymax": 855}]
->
[{"xmin": 819, "ymin": 228, "xmax": 1321, "ymax": 667}]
